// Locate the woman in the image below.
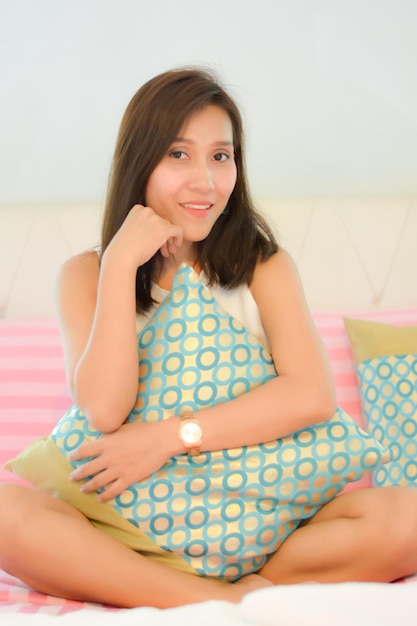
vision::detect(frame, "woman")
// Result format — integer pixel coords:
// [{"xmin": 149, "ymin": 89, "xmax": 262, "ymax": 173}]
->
[{"xmin": 1, "ymin": 68, "xmax": 417, "ymax": 608}]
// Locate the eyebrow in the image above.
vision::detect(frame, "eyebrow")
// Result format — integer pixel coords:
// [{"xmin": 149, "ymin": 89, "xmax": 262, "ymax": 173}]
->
[{"xmin": 172, "ymin": 137, "xmax": 234, "ymax": 147}]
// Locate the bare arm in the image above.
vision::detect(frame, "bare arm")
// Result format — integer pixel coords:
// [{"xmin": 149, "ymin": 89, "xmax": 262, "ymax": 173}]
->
[
  {"xmin": 57, "ymin": 249, "xmax": 139, "ymax": 433},
  {"xmin": 191, "ymin": 249, "xmax": 336, "ymax": 450},
  {"xmin": 56, "ymin": 205, "xmax": 183, "ymax": 433}
]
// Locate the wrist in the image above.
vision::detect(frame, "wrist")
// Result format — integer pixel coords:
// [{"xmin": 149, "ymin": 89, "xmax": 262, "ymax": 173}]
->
[
  {"xmin": 155, "ymin": 413, "xmax": 204, "ymax": 457},
  {"xmin": 160, "ymin": 417, "xmax": 185, "ymax": 457},
  {"xmin": 101, "ymin": 242, "xmax": 140, "ymax": 275},
  {"xmin": 177, "ymin": 413, "xmax": 203, "ymax": 456}
]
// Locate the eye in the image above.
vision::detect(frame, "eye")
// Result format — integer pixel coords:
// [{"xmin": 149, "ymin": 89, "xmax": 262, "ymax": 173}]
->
[
  {"xmin": 169, "ymin": 150, "xmax": 187, "ymax": 159},
  {"xmin": 213, "ymin": 151, "xmax": 230, "ymax": 162}
]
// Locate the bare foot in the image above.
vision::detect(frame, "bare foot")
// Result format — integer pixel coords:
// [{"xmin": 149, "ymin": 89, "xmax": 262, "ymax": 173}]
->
[{"xmin": 230, "ymin": 573, "xmax": 274, "ymax": 602}]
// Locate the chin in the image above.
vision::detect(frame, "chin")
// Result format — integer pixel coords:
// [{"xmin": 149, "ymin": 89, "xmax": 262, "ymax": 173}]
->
[{"xmin": 183, "ymin": 227, "xmax": 214, "ymax": 243}]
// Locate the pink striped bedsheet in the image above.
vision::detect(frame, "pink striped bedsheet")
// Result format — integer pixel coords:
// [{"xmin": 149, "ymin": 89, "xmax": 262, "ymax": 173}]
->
[
  {"xmin": 0, "ymin": 319, "xmax": 72, "ymax": 484},
  {"xmin": 0, "ymin": 570, "xmax": 114, "ymax": 615}
]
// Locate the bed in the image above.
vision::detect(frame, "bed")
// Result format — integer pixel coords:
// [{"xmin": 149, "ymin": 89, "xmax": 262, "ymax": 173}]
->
[{"xmin": 1, "ymin": 195, "xmax": 417, "ymax": 624}]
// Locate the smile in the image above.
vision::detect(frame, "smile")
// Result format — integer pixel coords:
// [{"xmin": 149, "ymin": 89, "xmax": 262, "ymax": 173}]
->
[{"xmin": 180, "ymin": 203, "xmax": 213, "ymax": 211}]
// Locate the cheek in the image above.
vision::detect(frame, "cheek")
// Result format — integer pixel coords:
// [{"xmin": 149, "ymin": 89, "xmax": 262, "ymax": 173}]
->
[
  {"xmin": 213, "ymin": 162, "xmax": 237, "ymax": 197},
  {"xmin": 146, "ymin": 167, "xmax": 176, "ymax": 205},
  {"xmin": 222, "ymin": 166, "xmax": 237, "ymax": 197}
]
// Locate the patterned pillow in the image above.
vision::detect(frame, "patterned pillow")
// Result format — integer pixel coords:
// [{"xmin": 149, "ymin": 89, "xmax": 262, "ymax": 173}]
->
[
  {"xmin": 344, "ymin": 317, "xmax": 417, "ymax": 487},
  {"xmin": 7, "ymin": 266, "xmax": 389, "ymax": 581}
]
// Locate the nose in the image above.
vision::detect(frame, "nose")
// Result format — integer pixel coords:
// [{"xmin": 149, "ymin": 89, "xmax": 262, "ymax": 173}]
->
[{"xmin": 188, "ymin": 161, "xmax": 215, "ymax": 193}]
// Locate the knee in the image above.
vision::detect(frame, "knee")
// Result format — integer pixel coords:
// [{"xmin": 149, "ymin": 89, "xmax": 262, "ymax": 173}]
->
[
  {"xmin": 396, "ymin": 485, "xmax": 417, "ymax": 529},
  {"xmin": 377, "ymin": 487, "xmax": 417, "ymax": 560},
  {"xmin": 0, "ymin": 482, "xmax": 28, "ymax": 515},
  {"xmin": 0, "ymin": 483, "xmax": 34, "ymax": 542},
  {"xmin": 348, "ymin": 487, "xmax": 417, "ymax": 580}
]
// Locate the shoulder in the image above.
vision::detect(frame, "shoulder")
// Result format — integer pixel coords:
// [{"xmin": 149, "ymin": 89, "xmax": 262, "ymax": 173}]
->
[
  {"xmin": 57, "ymin": 250, "xmax": 100, "ymax": 289},
  {"xmin": 250, "ymin": 248, "xmax": 303, "ymax": 302},
  {"xmin": 249, "ymin": 248, "xmax": 314, "ymax": 348},
  {"xmin": 56, "ymin": 250, "xmax": 100, "ymax": 313},
  {"xmin": 59, "ymin": 249, "xmax": 100, "ymax": 276}
]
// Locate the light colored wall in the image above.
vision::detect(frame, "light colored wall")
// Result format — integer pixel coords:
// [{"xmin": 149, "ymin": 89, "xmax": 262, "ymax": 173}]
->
[
  {"xmin": 0, "ymin": 0, "xmax": 416, "ymax": 203},
  {"xmin": 2, "ymin": 197, "xmax": 416, "ymax": 317}
]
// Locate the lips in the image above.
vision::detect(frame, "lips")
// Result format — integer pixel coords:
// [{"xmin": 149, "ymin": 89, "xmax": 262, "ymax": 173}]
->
[{"xmin": 180, "ymin": 203, "xmax": 213, "ymax": 211}]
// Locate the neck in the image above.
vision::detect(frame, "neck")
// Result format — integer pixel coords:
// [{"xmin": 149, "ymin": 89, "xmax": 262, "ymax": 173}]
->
[
  {"xmin": 157, "ymin": 252, "xmax": 200, "ymax": 290},
  {"xmin": 164, "ymin": 242, "xmax": 198, "ymax": 270}
]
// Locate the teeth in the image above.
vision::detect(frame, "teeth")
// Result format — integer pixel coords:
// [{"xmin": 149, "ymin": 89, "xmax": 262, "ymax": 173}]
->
[{"xmin": 182, "ymin": 204, "xmax": 211, "ymax": 210}]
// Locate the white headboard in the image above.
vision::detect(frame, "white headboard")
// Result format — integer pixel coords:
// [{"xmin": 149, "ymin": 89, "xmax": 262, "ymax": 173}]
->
[{"xmin": 1, "ymin": 195, "xmax": 416, "ymax": 319}]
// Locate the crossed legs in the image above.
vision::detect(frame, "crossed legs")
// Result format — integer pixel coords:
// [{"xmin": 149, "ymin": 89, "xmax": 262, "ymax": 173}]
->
[
  {"xmin": 1, "ymin": 483, "xmax": 417, "ymax": 608},
  {"xmin": 0, "ymin": 483, "xmax": 263, "ymax": 608}
]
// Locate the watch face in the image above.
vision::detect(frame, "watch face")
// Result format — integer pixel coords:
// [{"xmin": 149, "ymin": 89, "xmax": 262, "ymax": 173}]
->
[{"xmin": 181, "ymin": 421, "xmax": 202, "ymax": 444}]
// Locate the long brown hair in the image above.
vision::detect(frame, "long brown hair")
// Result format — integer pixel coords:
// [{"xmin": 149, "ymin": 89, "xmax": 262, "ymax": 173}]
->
[{"xmin": 101, "ymin": 67, "xmax": 278, "ymax": 313}]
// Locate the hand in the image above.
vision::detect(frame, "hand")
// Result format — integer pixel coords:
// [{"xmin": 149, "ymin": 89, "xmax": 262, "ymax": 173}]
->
[
  {"xmin": 105, "ymin": 204, "xmax": 183, "ymax": 269},
  {"xmin": 68, "ymin": 421, "xmax": 174, "ymax": 502}
]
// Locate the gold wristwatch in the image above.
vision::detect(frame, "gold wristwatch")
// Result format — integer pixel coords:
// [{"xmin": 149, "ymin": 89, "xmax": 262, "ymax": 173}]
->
[{"xmin": 177, "ymin": 414, "xmax": 203, "ymax": 456}]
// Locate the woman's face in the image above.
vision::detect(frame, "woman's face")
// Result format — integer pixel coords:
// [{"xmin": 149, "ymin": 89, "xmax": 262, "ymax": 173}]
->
[{"xmin": 145, "ymin": 105, "xmax": 237, "ymax": 244}]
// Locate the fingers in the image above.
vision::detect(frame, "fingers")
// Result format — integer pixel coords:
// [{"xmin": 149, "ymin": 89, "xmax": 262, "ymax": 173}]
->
[
  {"xmin": 160, "ymin": 234, "xmax": 183, "ymax": 258},
  {"xmin": 69, "ymin": 461, "xmax": 98, "ymax": 483},
  {"xmin": 80, "ymin": 469, "xmax": 114, "ymax": 494},
  {"xmin": 71, "ymin": 465, "xmax": 135, "ymax": 502},
  {"xmin": 69, "ymin": 460, "xmax": 121, "ymax": 498},
  {"xmin": 132, "ymin": 204, "xmax": 183, "ymax": 257},
  {"xmin": 68, "ymin": 444, "xmax": 136, "ymax": 500},
  {"xmin": 159, "ymin": 242, "xmax": 170, "ymax": 258},
  {"xmin": 168, "ymin": 232, "xmax": 183, "ymax": 254},
  {"xmin": 97, "ymin": 480, "xmax": 126, "ymax": 502},
  {"xmin": 162, "ymin": 224, "xmax": 183, "ymax": 254},
  {"xmin": 68, "ymin": 441, "xmax": 100, "ymax": 464}
]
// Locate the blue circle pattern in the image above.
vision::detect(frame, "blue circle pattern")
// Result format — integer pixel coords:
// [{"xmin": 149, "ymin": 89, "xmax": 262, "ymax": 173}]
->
[
  {"xmin": 52, "ymin": 265, "xmax": 388, "ymax": 580},
  {"xmin": 357, "ymin": 354, "xmax": 417, "ymax": 487}
]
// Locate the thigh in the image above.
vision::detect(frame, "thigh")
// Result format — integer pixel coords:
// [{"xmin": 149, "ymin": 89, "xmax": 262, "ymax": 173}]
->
[
  {"xmin": 304, "ymin": 485, "xmax": 417, "ymax": 527},
  {"xmin": 0, "ymin": 482, "xmax": 86, "ymax": 523},
  {"xmin": 260, "ymin": 486, "xmax": 417, "ymax": 583}
]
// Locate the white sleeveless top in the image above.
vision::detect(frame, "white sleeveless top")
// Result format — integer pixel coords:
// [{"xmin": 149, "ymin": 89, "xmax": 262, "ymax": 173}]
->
[{"xmin": 135, "ymin": 271, "xmax": 269, "ymax": 350}]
